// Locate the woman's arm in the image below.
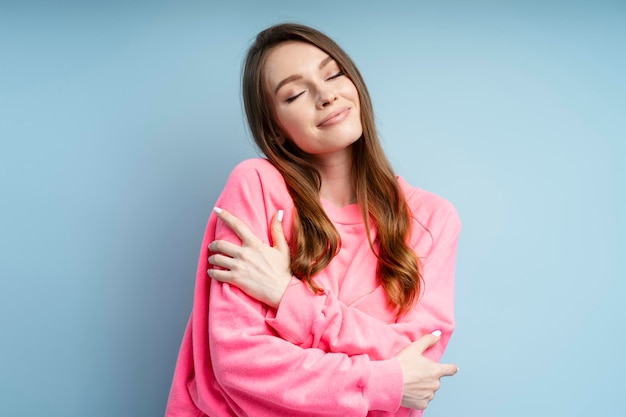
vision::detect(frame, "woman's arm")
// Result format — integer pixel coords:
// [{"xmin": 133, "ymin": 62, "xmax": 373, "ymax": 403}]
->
[
  {"xmin": 209, "ymin": 206, "xmax": 456, "ymax": 415},
  {"xmin": 167, "ymin": 160, "xmax": 404, "ymax": 415},
  {"xmin": 167, "ymin": 160, "xmax": 457, "ymax": 415},
  {"xmin": 266, "ymin": 202, "xmax": 460, "ymax": 362},
  {"xmin": 209, "ymin": 274, "xmax": 456, "ymax": 416},
  {"xmin": 208, "ymin": 272, "xmax": 404, "ymax": 416},
  {"xmin": 210, "ymin": 195, "xmax": 461, "ymax": 362}
]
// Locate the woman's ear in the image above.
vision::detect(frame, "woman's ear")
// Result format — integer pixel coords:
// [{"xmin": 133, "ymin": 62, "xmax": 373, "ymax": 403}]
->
[
  {"xmin": 270, "ymin": 127, "xmax": 286, "ymax": 145},
  {"xmin": 275, "ymin": 133, "xmax": 286, "ymax": 145}
]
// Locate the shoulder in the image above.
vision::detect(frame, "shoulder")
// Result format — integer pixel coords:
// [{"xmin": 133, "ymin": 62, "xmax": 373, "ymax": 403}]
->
[
  {"xmin": 397, "ymin": 176, "xmax": 462, "ymax": 244},
  {"xmin": 224, "ymin": 158, "xmax": 287, "ymax": 191},
  {"xmin": 228, "ymin": 158, "xmax": 283, "ymax": 182},
  {"xmin": 221, "ymin": 158, "xmax": 292, "ymax": 208}
]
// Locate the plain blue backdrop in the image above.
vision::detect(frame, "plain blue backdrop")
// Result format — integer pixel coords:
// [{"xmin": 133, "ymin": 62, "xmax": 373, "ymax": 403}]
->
[{"xmin": 1, "ymin": 1, "xmax": 624, "ymax": 416}]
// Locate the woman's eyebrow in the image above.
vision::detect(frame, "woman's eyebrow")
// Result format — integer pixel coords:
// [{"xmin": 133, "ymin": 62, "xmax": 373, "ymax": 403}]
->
[
  {"xmin": 274, "ymin": 56, "xmax": 336, "ymax": 95},
  {"xmin": 274, "ymin": 74, "xmax": 302, "ymax": 95},
  {"xmin": 318, "ymin": 55, "xmax": 334, "ymax": 70}
]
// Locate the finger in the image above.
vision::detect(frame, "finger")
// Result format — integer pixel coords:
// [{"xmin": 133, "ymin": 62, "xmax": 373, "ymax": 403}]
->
[
  {"xmin": 438, "ymin": 363, "xmax": 459, "ymax": 378},
  {"xmin": 208, "ymin": 239, "xmax": 242, "ymax": 258},
  {"xmin": 207, "ymin": 268, "xmax": 232, "ymax": 283},
  {"xmin": 213, "ymin": 207, "xmax": 259, "ymax": 244},
  {"xmin": 270, "ymin": 210, "xmax": 289, "ymax": 252},
  {"xmin": 412, "ymin": 332, "xmax": 441, "ymax": 355},
  {"xmin": 209, "ymin": 254, "xmax": 236, "ymax": 271}
]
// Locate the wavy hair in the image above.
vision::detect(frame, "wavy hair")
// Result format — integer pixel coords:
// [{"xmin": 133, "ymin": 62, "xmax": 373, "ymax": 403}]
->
[{"xmin": 242, "ymin": 23, "xmax": 421, "ymax": 315}]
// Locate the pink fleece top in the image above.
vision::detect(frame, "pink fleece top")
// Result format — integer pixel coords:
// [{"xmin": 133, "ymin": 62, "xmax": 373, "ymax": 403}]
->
[{"xmin": 166, "ymin": 158, "xmax": 461, "ymax": 417}]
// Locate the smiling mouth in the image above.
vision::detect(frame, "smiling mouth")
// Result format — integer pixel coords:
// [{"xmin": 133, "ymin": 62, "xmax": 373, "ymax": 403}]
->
[{"xmin": 317, "ymin": 107, "xmax": 350, "ymax": 128}]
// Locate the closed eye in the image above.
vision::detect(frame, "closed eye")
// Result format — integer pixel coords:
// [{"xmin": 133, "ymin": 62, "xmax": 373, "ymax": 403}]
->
[
  {"xmin": 285, "ymin": 91, "xmax": 304, "ymax": 103},
  {"xmin": 327, "ymin": 70, "xmax": 344, "ymax": 80}
]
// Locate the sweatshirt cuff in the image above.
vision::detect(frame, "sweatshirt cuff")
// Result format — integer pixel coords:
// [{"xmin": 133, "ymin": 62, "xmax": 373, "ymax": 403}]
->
[
  {"xmin": 362, "ymin": 358, "xmax": 403, "ymax": 412},
  {"xmin": 265, "ymin": 276, "xmax": 326, "ymax": 345}
]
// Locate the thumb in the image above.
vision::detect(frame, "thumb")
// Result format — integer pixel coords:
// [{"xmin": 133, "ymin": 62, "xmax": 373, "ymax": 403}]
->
[
  {"xmin": 271, "ymin": 210, "xmax": 289, "ymax": 253},
  {"xmin": 412, "ymin": 331, "xmax": 442, "ymax": 355}
]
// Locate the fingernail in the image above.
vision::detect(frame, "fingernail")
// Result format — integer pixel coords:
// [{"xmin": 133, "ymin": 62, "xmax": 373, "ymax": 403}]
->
[
  {"xmin": 213, "ymin": 207, "xmax": 222, "ymax": 214},
  {"xmin": 277, "ymin": 210, "xmax": 284, "ymax": 222},
  {"xmin": 207, "ymin": 269, "xmax": 213, "ymax": 277},
  {"xmin": 431, "ymin": 330, "xmax": 442, "ymax": 337}
]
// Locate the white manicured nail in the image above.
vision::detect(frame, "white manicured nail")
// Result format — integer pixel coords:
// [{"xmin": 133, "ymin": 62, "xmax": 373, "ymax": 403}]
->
[
  {"xmin": 431, "ymin": 330, "xmax": 442, "ymax": 337},
  {"xmin": 213, "ymin": 207, "xmax": 222, "ymax": 214},
  {"xmin": 277, "ymin": 210, "xmax": 284, "ymax": 222}
]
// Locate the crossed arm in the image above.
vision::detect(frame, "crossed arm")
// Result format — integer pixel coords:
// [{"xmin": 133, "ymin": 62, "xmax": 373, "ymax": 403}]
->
[{"xmin": 208, "ymin": 206, "xmax": 459, "ymax": 411}]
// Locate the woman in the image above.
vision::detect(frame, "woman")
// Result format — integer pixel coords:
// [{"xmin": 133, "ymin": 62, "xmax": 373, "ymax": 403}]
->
[{"xmin": 166, "ymin": 23, "xmax": 461, "ymax": 417}]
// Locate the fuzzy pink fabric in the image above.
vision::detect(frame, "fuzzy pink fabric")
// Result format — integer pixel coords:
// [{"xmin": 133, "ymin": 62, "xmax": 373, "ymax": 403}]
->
[{"xmin": 166, "ymin": 158, "xmax": 460, "ymax": 417}]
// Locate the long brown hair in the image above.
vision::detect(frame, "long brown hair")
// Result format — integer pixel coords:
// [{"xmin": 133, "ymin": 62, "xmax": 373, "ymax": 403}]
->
[{"xmin": 242, "ymin": 23, "xmax": 421, "ymax": 315}]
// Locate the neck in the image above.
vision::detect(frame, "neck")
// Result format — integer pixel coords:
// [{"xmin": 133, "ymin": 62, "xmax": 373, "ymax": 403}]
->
[{"xmin": 310, "ymin": 149, "xmax": 356, "ymax": 207}]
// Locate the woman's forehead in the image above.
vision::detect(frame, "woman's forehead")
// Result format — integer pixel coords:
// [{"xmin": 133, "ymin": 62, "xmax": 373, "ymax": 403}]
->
[{"xmin": 263, "ymin": 41, "xmax": 332, "ymax": 86}]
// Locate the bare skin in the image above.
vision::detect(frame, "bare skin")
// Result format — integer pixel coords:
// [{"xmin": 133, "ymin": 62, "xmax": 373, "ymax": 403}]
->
[
  {"xmin": 265, "ymin": 41, "xmax": 361, "ymax": 208},
  {"xmin": 208, "ymin": 207, "xmax": 458, "ymax": 410}
]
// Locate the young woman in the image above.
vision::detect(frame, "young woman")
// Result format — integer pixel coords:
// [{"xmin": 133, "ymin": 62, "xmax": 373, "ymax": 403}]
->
[{"xmin": 166, "ymin": 23, "xmax": 461, "ymax": 417}]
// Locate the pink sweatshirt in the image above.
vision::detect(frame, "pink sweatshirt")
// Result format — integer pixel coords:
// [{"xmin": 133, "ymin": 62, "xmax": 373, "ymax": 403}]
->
[{"xmin": 166, "ymin": 158, "xmax": 461, "ymax": 417}]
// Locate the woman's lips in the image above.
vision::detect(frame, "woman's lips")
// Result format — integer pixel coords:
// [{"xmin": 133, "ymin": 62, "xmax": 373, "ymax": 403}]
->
[{"xmin": 317, "ymin": 107, "xmax": 350, "ymax": 128}]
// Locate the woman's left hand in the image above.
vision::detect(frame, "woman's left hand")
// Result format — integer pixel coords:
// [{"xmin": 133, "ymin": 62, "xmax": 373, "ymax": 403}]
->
[{"xmin": 208, "ymin": 207, "xmax": 292, "ymax": 309}]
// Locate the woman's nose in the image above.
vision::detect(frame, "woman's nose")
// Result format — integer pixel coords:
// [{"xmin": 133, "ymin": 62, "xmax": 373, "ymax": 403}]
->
[{"xmin": 316, "ymin": 87, "xmax": 337, "ymax": 108}]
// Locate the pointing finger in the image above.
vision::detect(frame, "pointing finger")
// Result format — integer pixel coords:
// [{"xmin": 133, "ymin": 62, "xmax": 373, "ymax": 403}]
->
[
  {"xmin": 438, "ymin": 363, "xmax": 459, "ymax": 378},
  {"xmin": 213, "ymin": 207, "xmax": 259, "ymax": 244}
]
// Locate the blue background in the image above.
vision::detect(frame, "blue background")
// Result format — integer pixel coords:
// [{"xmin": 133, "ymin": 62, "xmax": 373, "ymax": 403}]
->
[{"xmin": 1, "ymin": 1, "xmax": 624, "ymax": 416}]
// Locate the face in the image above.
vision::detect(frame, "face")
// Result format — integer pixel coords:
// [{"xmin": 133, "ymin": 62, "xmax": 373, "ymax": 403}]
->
[{"xmin": 263, "ymin": 41, "xmax": 362, "ymax": 159}]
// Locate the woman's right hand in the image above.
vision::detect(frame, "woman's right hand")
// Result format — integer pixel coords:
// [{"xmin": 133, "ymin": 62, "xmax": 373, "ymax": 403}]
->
[
  {"xmin": 395, "ymin": 331, "xmax": 458, "ymax": 410},
  {"xmin": 208, "ymin": 207, "xmax": 292, "ymax": 309}
]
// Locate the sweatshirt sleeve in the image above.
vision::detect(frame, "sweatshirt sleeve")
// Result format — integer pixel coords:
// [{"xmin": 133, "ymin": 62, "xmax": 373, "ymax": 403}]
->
[
  {"xmin": 206, "ymin": 160, "xmax": 404, "ymax": 416},
  {"xmin": 265, "ymin": 190, "xmax": 461, "ymax": 363}
]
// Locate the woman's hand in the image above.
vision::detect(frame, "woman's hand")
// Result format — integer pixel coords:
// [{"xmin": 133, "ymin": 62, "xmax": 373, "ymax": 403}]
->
[
  {"xmin": 396, "ymin": 331, "xmax": 458, "ymax": 410},
  {"xmin": 207, "ymin": 207, "xmax": 292, "ymax": 309}
]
